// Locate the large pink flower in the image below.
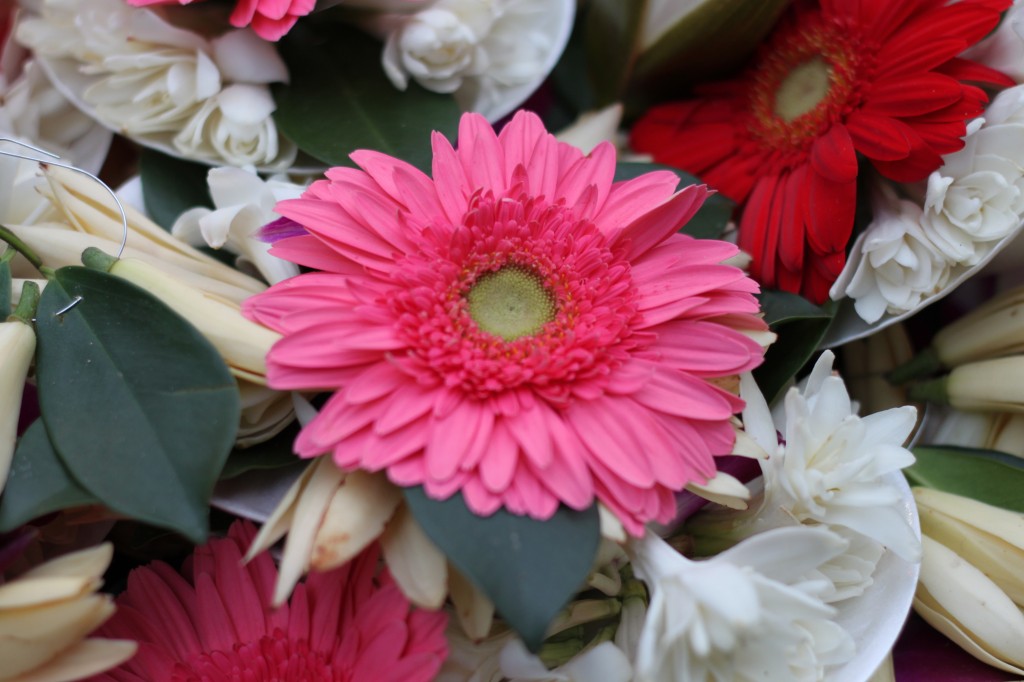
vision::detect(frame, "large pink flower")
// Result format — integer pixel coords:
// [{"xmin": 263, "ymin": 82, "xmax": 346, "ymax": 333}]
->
[
  {"xmin": 89, "ymin": 522, "xmax": 447, "ymax": 681},
  {"xmin": 244, "ymin": 111, "xmax": 767, "ymax": 535},
  {"xmin": 126, "ymin": 0, "xmax": 315, "ymax": 41}
]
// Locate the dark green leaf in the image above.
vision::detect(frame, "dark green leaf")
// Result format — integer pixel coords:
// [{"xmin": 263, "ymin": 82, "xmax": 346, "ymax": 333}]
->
[
  {"xmin": 0, "ymin": 257, "xmax": 10, "ymax": 319},
  {"xmin": 544, "ymin": 11, "xmax": 596, "ymax": 131},
  {"xmin": 0, "ymin": 420, "xmax": 99, "ymax": 532},
  {"xmin": 273, "ymin": 24, "xmax": 461, "ymax": 174},
  {"xmin": 219, "ymin": 422, "xmax": 301, "ymax": 480},
  {"xmin": 612, "ymin": 162, "xmax": 734, "ymax": 239},
  {"xmin": 139, "ymin": 149, "xmax": 214, "ymax": 231},
  {"xmin": 629, "ymin": 0, "xmax": 791, "ymax": 104},
  {"xmin": 34, "ymin": 267, "xmax": 240, "ymax": 542},
  {"xmin": 404, "ymin": 487, "xmax": 600, "ymax": 651},
  {"xmin": 907, "ymin": 445, "xmax": 1024, "ymax": 512},
  {"xmin": 585, "ymin": 0, "xmax": 646, "ymax": 106},
  {"xmin": 753, "ymin": 291, "xmax": 835, "ymax": 405}
]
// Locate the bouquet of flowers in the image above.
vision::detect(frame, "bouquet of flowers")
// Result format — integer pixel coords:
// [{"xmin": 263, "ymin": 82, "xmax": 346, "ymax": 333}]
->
[{"xmin": 1, "ymin": 0, "xmax": 1023, "ymax": 680}]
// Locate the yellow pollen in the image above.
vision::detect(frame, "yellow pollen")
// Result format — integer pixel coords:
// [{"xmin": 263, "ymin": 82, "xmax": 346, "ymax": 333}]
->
[
  {"xmin": 466, "ymin": 265, "xmax": 556, "ymax": 341},
  {"xmin": 774, "ymin": 56, "xmax": 832, "ymax": 122}
]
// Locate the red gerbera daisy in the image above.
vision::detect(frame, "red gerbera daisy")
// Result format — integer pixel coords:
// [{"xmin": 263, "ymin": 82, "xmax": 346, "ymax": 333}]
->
[{"xmin": 631, "ymin": 0, "xmax": 1013, "ymax": 303}]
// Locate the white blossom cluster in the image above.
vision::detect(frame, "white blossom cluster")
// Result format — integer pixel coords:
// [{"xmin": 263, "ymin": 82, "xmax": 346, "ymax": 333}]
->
[
  {"xmin": 835, "ymin": 82, "xmax": 1024, "ymax": 324},
  {"xmin": 17, "ymin": 0, "xmax": 295, "ymax": 168}
]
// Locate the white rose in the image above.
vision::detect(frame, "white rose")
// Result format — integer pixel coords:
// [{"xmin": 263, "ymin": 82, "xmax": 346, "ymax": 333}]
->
[
  {"xmin": 174, "ymin": 84, "xmax": 295, "ymax": 169},
  {"xmin": 841, "ymin": 186, "xmax": 952, "ymax": 323}
]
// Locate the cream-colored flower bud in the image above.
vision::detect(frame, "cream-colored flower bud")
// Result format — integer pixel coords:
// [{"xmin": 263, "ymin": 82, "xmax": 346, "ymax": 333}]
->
[
  {"xmin": 933, "ymin": 283, "xmax": 1024, "ymax": 366},
  {"xmin": 915, "ymin": 488, "xmax": 1024, "ymax": 605},
  {"xmin": 5, "ymin": 224, "xmax": 261, "ymax": 305},
  {"xmin": 0, "ymin": 543, "xmax": 136, "ymax": 681},
  {"xmin": 912, "ymin": 356, "xmax": 1024, "ymax": 413},
  {"xmin": 0, "ymin": 318, "xmax": 35, "ymax": 494},
  {"xmin": 96, "ymin": 253, "xmax": 280, "ymax": 385},
  {"xmin": 235, "ymin": 380, "xmax": 294, "ymax": 448},
  {"xmin": 555, "ymin": 104, "xmax": 623, "ymax": 154},
  {"xmin": 915, "ymin": 535, "xmax": 1024, "ymax": 674},
  {"xmin": 247, "ymin": 455, "xmax": 448, "ymax": 609},
  {"xmin": 39, "ymin": 165, "xmax": 266, "ymax": 302}
]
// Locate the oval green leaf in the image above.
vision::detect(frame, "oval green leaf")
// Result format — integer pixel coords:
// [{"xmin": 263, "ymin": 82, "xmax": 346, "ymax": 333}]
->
[
  {"xmin": 404, "ymin": 487, "xmax": 600, "ymax": 651},
  {"xmin": 273, "ymin": 24, "xmax": 461, "ymax": 174},
  {"xmin": 139, "ymin": 149, "xmax": 214, "ymax": 231},
  {"xmin": 34, "ymin": 266, "xmax": 241, "ymax": 542},
  {"xmin": 0, "ymin": 420, "xmax": 99, "ymax": 532},
  {"xmin": 907, "ymin": 445, "xmax": 1024, "ymax": 513},
  {"xmin": 753, "ymin": 291, "xmax": 836, "ymax": 405}
]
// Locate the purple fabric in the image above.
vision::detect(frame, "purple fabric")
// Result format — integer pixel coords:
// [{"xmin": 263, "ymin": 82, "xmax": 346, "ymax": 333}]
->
[
  {"xmin": 0, "ymin": 526, "xmax": 37, "ymax": 575},
  {"xmin": 16, "ymin": 382, "xmax": 37, "ymax": 437},
  {"xmin": 894, "ymin": 613, "xmax": 1009, "ymax": 681}
]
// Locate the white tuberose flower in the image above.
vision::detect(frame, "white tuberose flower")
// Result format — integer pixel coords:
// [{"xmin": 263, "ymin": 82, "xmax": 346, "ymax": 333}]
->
[
  {"xmin": 172, "ymin": 166, "xmax": 305, "ymax": 284},
  {"xmin": 628, "ymin": 527, "xmax": 855, "ymax": 682},
  {"xmin": 741, "ymin": 351, "xmax": 922, "ymax": 564},
  {"xmin": 837, "ymin": 182, "xmax": 951, "ymax": 323}
]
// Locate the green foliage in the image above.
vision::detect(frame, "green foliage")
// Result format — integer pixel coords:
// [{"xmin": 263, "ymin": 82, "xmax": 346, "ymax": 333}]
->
[
  {"xmin": 33, "ymin": 267, "xmax": 240, "ymax": 542},
  {"xmin": 907, "ymin": 446, "xmax": 1024, "ymax": 512},
  {"xmin": 273, "ymin": 24, "xmax": 461, "ymax": 174},
  {"xmin": 753, "ymin": 291, "xmax": 835, "ymax": 405},
  {"xmin": 139, "ymin": 149, "xmax": 214, "ymax": 231},
  {"xmin": 404, "ymin": 487, "xmax": 600, "ymax": 651}
]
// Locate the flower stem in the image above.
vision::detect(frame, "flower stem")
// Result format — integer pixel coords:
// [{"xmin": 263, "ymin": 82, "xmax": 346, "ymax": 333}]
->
[
  {"xmin": 81, "ymin": 246, "xmax": 118, "ymax": 272},
  {"xmin": 887, "ymin": 346, "xmax": 942, "ymax": 384},
  {"xmin": 907, "ymin": 375, "xmax": 951, "ymax": 405},
  {"xmin": 0, "ymin": 224, "xmax": 44, "ymax": 274},
  {"xmin": 10, "ymin": 280, "xmax": 40, "ymax": 325}
]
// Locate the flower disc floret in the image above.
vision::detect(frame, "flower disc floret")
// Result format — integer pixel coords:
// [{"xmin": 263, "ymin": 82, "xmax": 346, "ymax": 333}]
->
[{"xmin": 244, "ymin": 111, "xmax": 768, "ymax": 534}]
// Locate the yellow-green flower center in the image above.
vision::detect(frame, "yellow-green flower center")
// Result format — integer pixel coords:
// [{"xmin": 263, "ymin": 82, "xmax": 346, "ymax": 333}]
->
[
  {"xmin": 467, "ymin": 265, "xmax": 555, "ymax": 341},
  {"xmin": 774, "ymin": 56, "xmax": 832, "ymax": 122}
]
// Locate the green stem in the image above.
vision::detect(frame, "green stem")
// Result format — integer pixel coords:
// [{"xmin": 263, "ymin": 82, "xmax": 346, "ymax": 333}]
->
[
  {"xmin": 907, "ymin": 376, "xmax": 951, "ymax": 405},
  {"xmin": 81, "ymin": 246, "xmax": 118, "ymax": 272},
  {"xmin": 0, "ymin": 224, "xmax": 44, "ymax": 274},
  {"xmin": 887, "ymin": 346, "xmax": 943, "ymax": 385},
  {"xmin": 10, "ymin": 281, "xmax": 40, "ymax": 324}
]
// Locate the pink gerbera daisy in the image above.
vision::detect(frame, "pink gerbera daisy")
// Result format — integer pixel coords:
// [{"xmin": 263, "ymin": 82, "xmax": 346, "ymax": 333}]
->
[
  {"xmin": 89, "ymin": 522, "xmax": 447, "ymax": 681},
  {"xmin": 243, "ymin": 111, "xmax": 768, "ymax": 535}
]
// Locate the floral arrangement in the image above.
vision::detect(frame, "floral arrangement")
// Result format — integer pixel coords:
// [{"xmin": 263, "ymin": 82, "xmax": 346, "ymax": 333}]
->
[{"xmin": 1, "ymin": 0, "xmax": 1024, "ymax": 681}]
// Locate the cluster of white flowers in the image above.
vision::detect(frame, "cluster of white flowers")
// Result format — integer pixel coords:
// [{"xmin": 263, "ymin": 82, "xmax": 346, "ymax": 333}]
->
[
  {"xmin": 17, "ymin": 0, "xmax": 295, "ymax": 168},
  {"xmin": 171, "ymin": 165, "xmax": 305, "ymax": 285},
  {"xmin": 835, "ymin": 83, "xmax": 1024, "ymax": 323},
  {"xmin": 378, "ymin": 0, "xmax": 572, "ymax": 120}
]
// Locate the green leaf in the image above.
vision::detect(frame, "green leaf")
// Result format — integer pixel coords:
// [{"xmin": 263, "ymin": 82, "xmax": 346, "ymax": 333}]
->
[
  {"xmin": 273, "ymin": 24, "xmax": 461, "ymax": 174},
  {"xmin": 219, "ymin": 422, "xmax": 301, "ymax": 480},
  {"xmin": 0, "ymin": 420, "xmax": 99, "ymax": 532},
  {"xmin": 907, "ymin": 446, "xmax": 1024, "ymax": 512},
  {"xmin": 139, "ymin": 149, "xmax": 214, "ymax": 231},
  {"xmin": 404, "ymin": 487, "xmax": 600, "ymax": 651},
  {"xmin": 630, "ymin": 0, "xmax": 791, "ymax": 104},
  {"xmin": 585, "ymin": 0, "xmax": 646, "ymax": 106},
  {"xmin": 34, "ymin": 267, "xmax": 241, "ymax": 542},
  {"xmin": 753, "ymin": 291, "xmax": 835, "ymax": 405},
  {"xmin": 544, "ymin": 12, "xmax": 596, "ymax": 131},
  {"xmin": 612, "ymin": 162, "xmax": 734, "ymax": 239}
]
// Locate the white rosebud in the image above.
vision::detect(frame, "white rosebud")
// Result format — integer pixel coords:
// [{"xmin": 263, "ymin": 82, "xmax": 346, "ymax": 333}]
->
[
  {"xmin": 379, "ymin": 0, "xmax": 572, "ymax": 120},
  {"xmin": 173, "ymin": 84, "xmax": 296, "ymax": 168},
  {"xmin": 838, "ymin": 183, "xmax": 951, "ymax": 323}
]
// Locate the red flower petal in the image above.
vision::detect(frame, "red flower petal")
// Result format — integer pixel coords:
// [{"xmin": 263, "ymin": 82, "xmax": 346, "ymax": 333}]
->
[
  {"xmin": 864, "ymin": 72, "xmax": 964, "ymax": 117},
  {"xmin": 846, "ymin": 111, "xmax": 912, "ymax": 161}
]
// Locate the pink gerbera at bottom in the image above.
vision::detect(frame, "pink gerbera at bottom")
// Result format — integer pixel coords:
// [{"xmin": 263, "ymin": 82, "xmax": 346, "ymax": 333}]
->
[
  {"xmin": 245, "ymin": 111, "xmax": 768, "ymax": 535},
  {"xmin": 87, "ymin": 522, "xmax": 447, "ymax": 682}
]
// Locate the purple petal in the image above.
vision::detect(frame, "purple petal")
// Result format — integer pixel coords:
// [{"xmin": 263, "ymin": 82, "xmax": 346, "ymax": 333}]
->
[
  {"xmin": 0, "ymin": 526, "xmax": 38, "ymax": 575},
  {"xmin": 259, "ymin": 216, "xmax": 307, "ymax": 243}
]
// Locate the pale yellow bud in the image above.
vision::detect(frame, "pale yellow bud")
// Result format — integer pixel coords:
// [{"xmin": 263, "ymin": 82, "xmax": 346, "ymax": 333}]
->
[
  {"xmin": 912, "ymin": 356, "xmax": 1024, "ymax": 413},
  {"xmin": 0, "ymin": 544, "xmax": 135, "ymax": 681},
  {"xmin": 915, "ymin": 535, "xmax": 1024, "ymax": 674},
  {"xmin": 915, "ymin": 488, "xmax": 1024, "ymax": 605},
  {"xmin": 105, "ymin": 256, "xmax": 280, "ymax": 385},
  {"xmin": 933, "ymin": 284, "xmax": 1024, "ymax": 366},
  {"xmin": 381, "ymin": 504, "xmax": 448, "ymax": 610},
  {"xmin": 448, "ymin": 565, "xmax": 495, "ymax": 640},
  {"xmin": 0, "ymin": 319, "xmax": 35, "ymax": 494},
  {"xmin": 555, "ymin": 104, "xmax": 623, "ymax": 154},
  {"xmin": 236, "ymin": 380, "xmax": 294, "ymax": 448}
]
